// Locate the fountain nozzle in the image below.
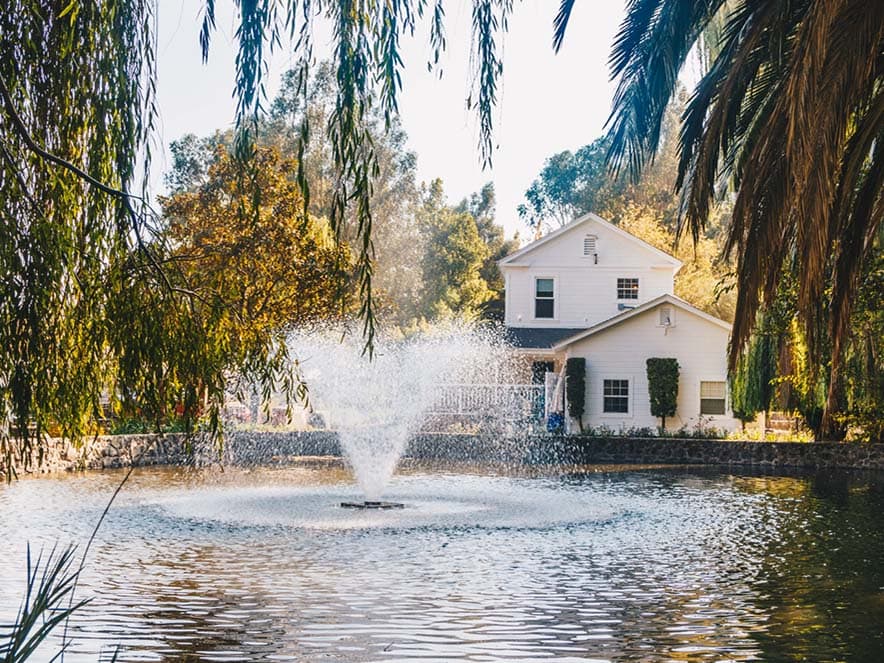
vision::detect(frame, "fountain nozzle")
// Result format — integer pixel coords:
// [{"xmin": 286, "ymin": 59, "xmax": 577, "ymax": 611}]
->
[{"xmin": 340, "ymin": 501, "xmax": 405, "ymax": 510}]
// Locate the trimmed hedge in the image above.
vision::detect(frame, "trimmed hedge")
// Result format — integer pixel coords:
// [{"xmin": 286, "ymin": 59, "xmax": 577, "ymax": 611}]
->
[
  {"xmin": 646, "ymin": 357, "xmax": 679, "ymax": 431},
  {"xmin": 566, "ymin": 357, "xmax": 587, "ymax": 432}
]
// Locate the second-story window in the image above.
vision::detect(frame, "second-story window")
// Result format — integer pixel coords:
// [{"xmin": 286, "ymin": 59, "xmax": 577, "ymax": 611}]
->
[
  {"xmin": 535, "ymin": 278, "xmax": 555, "ymax": 318},
  {"xmin": 617, "ymin": 278, "xmax": 639, "ymax": 300}
]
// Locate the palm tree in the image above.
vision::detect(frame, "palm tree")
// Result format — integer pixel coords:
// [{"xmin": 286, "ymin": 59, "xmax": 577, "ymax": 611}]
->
[{"xmin": 556, "ymin": 0, "xmax": 883, "ymax": 436}]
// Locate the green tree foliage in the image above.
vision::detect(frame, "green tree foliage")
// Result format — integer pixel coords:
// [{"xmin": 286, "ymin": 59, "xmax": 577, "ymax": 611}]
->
[
  {"xmin": 565, "ymin": 357, "xmax": 586, "ymax": 432},
  {"xmin": 265, "ymin": 62, "xmax": 425, "ymax": 329},
  {"xmin": 729, "ymin": 323, "xmax": 778, "ymax": 428},
  {"xmin": 518, "ymin": 138, "xmax": 622, "ymax": 230},
  {"xmin": 0, "ymin": 1, "xmax": 159, "ymax": 469},
  {"xmin": 415, "ymin": 180, "xmax": 494, "ymax": 321},
  {"xmin": 773, "ymin": 245, "xmax": 884, "ymax": 441},
  {"xmin": 519, "ymin": 93, "xmax": 690, "ymax": 234},
  {"xmin": 598, "ymin": 0, "xmax": 884, "ymax": 433},
  {"xmin": 456, "ymin": 183, "xmax": 520, "ymax": 321},
  {"xmin": 837, "ymin": 246, "xmax": 884, "ymax": 442},
  {"xmin": 161, "ymin": 145, "xmax": 353, "ymax": 333},
  {"xmin": 646, "ymin": 358, "xmax": 679, "ymax": 431}
]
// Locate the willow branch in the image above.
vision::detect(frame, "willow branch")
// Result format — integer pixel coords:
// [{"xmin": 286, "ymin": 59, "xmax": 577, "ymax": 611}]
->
[{"xmin": 0, "ymin": 73, "xmax": 146, "ymax": 204}]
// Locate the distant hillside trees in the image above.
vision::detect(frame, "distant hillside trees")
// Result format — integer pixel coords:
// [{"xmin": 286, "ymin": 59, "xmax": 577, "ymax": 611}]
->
[{"xmin": 166, "ymin": 64, "xmax": 517, "ymax": 332}]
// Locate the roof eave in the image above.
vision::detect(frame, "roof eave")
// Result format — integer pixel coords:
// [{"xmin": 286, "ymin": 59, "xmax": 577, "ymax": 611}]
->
[{"xmin": 550, "ymin": 294, "xmax": 730, "ymax": 350}]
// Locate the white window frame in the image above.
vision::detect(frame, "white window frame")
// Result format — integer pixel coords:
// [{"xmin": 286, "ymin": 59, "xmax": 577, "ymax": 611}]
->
[
  {"xmin": 533, "ymin": 276, "xmax": 557, "ymax": 321},
  {"xmin": 699, "ymin": 379, "xmax": 728, "ymax": 416},
  {"xmin": 616, "ymin": 277, "xmax": 640, "ymax": 301},
  {"xmin": 600, "ymin": 376, "xmax": 633, "ymax": 418}
]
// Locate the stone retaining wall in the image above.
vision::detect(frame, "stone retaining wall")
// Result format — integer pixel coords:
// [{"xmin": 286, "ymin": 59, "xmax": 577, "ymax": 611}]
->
[
  {"xmin": 3, "ymin": 431, "xmax": 883, "ymax": 477},
  {"xmin": 2, "ymin": 433, "xmax": 194, "ymax": 477},
  {"xmin": 535, "ymin": 436, "xmax": 884, "ymax": 471}
]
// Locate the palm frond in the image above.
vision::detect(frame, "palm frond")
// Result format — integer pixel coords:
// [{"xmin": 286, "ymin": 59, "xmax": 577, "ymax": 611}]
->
[
  {"xmin": 603, "ymin": 0, "xmax": 884, "ymax": 435},
  {"xmin": 606, "ymin": 0, "xmax": 727, "ymax": 181},
  {"xmin": 553, "ymin": 0, "xmax": 576, "ymax": 52}
]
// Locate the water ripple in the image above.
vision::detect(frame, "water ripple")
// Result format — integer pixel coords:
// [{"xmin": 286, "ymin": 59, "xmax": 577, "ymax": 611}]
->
[{"xmin": 1, "ymin": 465, "xmax": 882, "ymax": 661}]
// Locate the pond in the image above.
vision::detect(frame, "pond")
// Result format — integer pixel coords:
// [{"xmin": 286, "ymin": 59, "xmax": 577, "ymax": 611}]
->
[{"xmin": 1, "ymin": 461, "xmax": 882, "ymax": 662}]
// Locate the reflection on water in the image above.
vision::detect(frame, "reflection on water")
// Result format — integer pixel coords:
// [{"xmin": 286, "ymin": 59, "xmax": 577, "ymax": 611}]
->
[{"xmin": 0, "ymin": 462, "xmax": 882, "ymax": 662}]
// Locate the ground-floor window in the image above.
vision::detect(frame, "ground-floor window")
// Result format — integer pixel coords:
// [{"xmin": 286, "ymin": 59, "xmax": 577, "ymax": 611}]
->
[
  {"xmin": 700, "ymin": 381, "xmax": 727, "ymax": 415},
  {"xmin": 603, "ymin": 379, "xmax": 629, "ymax": 413}
]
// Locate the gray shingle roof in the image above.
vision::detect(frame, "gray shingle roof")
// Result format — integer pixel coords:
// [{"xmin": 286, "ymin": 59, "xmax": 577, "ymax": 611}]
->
[{"xmin": 504, "ymin": 327, "xmax": 587, "ymax": 349}]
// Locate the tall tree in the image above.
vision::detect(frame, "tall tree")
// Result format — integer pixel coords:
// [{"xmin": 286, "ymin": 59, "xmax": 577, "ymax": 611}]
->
[
  {"xmin": 518, "ymin": 92, "xmax": 690, "ymax": 234},
  {"xmin": 456, "ymin": 183, "xmax": 520, "ymax": 321},
  {"xmin": 0, "ymin": 1, "xmax": 159, "ymax": 469},
  {"xmin": 161, "ymin": 145, "xmax": 353, "ymax": 333},
  {"xmin": 264, "ymin": 62, "xmax": 424, "ymax": 329},
  {"xmin": 416, "ymin": 180, "xmax": 494, "ymax": 321}
]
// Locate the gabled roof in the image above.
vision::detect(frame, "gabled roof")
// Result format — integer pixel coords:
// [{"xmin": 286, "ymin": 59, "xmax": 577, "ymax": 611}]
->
[
  {"xmin": 551, "ymin": 294, "xmax": 730, "ymax": 351},
  {"xmin": 504, "ymin": 327, "xmax": 588, "ymax": 349},
  {"xmin": 499, "ymin": 212, "xmax": 683, "ymax": 271}
]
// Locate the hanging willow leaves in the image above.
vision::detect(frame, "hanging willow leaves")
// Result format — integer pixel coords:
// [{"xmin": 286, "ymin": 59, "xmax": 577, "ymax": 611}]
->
[
  {"xmin": 1, "ymin": 0, "xmax": 519, "ymax": 473},
  {"xmin": 199, "ymin": 0, "xmax": 516, "ymax": 351},
  {"xmin": 0, "ymin": 0, "xmax": 159, "ymax": 475}
]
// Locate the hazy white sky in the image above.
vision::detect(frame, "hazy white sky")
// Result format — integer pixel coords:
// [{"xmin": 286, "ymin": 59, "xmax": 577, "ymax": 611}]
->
[{"xmin": 154, "ymin": 1, "xmax": 626, "ymax": 238}]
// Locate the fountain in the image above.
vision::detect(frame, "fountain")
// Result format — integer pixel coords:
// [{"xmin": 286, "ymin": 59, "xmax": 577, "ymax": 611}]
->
[{"xmin": 291, "ymin": 323, "xmax": 516, "ymax": 504}]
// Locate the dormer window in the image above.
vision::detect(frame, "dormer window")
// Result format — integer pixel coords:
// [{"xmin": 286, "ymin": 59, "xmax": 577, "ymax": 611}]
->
[
  {"xmin": 583, "ymin": 234, "xmax": 597, "ymax": 257},
  {"xmin": 617, "ymin": 278, "xmax": 639, "ymax": 300}
]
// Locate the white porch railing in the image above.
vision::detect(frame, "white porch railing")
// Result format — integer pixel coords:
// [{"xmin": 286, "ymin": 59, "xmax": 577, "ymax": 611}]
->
[{"xmin": 428, "ymin": 384, "xmax": 545, "ymax": 419}]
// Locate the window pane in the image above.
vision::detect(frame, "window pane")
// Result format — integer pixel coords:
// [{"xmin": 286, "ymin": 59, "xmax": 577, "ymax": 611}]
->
[
  {"xmin": 535, "ymin": 299, "xmax": 554, "ymax": 318},
  {"xmin": 604, "ymin": 397, "xmax": 629, "ymax": 413},
  {"xmin": 617, "ymin": 278, "xmax": 639, "ymax": 299},
  {"xmin": 603, "ymin": 380, "xmax": 629, "ymax": 412},
  {"xmin": 535, "ymin": 278, "xmax": 554, "ymax": 297},
  {"xmin": 604, "ymin": 379, "xmax": 628, "ymax": 396},
  {"xmin": 531, "ymin": 361, "xmax": 554, "ymax": 384},
  {"xmin": 701, "ymin": 381, "xmax": 726, "ymax": 398},
  {"xmin": 701, "ymin": 398, "xmax": 726, "ymax": 415}
]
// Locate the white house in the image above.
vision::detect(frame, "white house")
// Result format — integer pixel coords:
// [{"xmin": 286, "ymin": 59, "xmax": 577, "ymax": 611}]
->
[{"xmin": 499, "ymin": 212, "xmax": 740, "ymax": 433}]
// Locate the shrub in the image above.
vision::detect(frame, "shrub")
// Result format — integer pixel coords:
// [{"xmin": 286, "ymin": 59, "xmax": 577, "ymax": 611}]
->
[
  {"xmin": 565, "ymin": 357, "xmax": 587, "ymax": 432},
  {"xmin": 646, "ymin": 358, "xmax": 679, "ymax": 432}
]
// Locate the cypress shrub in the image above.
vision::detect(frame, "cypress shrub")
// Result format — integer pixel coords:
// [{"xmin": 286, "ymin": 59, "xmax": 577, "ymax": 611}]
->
[
  {"xmin": 566, "ymin": 357, "xmax": 587, "ymax": 432},
  {"xmin": 646, "ymin": 358, "xmax": 679, "ymax": 431}
]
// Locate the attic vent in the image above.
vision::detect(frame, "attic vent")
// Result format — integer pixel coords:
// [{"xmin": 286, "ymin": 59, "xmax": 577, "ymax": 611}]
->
[
  {"xmin": 659, "ymin": 306, "xmax": 675, "ymax": 327},
  {"xmin": 583, "ymin": 234, "xmax": 597, "ymax": 257}
]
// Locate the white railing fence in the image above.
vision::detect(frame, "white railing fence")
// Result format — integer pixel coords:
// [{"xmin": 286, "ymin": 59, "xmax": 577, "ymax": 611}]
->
[{"xmin": 428, "ymin": 384, "xmax": 545, "ymax": 420}]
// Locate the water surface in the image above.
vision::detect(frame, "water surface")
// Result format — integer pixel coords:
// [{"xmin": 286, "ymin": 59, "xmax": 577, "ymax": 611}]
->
[{"xmin": 1, "ymin": 462, "xmax": 882, "ymax": 661}]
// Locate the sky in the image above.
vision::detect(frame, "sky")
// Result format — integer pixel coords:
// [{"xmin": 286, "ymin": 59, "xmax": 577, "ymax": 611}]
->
[{"xmin": 153, "ymin": 1, "xmax": 627, "ymax": 239}]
